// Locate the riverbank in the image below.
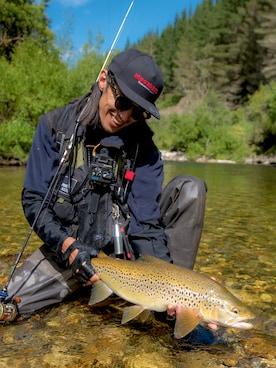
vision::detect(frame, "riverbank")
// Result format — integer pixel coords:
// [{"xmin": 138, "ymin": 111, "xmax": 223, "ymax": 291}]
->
[
  {"xmin": 0, "ymin": 156, "xmax": 24, "ymax": 166},
  {"xmin": 160, "ymin": 151, "xmax": 276, "ymax": 166},
  {"xmin": 1, "ymin": 152, "xmax": 276, "ymax": 166}
]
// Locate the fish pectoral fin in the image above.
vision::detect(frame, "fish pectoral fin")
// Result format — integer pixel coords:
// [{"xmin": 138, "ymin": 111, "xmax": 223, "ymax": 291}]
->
[
  {"xmin": 88, "ymin": 280, "xmax": 113, "ymax": 305},
  {"xmin": 174, "ymin": 307, "xmax": 203, "ymax": 339},
  {"xmin": 138, "ymin": 309, "xmax": 152, "ymax": 323},
  {"xmin": 121, "ymin": 305, "xmax": 148, "ymax": 324}
]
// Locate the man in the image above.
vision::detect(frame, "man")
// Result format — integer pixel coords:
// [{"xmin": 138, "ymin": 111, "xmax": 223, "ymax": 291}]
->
[{"xmin": 7, "ymin": 49, "xmax": 207, "ymax": 318}]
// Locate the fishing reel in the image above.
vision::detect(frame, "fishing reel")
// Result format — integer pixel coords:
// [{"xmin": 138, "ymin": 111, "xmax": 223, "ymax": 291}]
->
[{"xmin": 0, "ymin": 287, "xmax": 20, "ymax": 323}]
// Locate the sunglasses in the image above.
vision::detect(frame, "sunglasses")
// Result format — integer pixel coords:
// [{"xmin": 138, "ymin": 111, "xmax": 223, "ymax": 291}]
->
[{"xmin": 107, "ymin": 72, "xmax": 151, "ymax": 121}]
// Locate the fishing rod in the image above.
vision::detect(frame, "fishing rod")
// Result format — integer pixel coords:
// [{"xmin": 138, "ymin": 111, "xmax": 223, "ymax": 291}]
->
[
  {"xmin": 6, "ymin": 124, "xmax": 79, "ymax": 290},
  {"xmin": 0, "ymin": 0, "xmax": 135, "ymax": 322},
  {"xmin": 96, "ymin": 0, "xmax": 134, "ymax": 81},
  {"xmin": 1, "ymin": 110, "xmax": 85, "ymax": 322}
]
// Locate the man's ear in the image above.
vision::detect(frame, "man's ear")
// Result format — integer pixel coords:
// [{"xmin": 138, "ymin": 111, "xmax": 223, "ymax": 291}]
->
[{"xmin": 98, "ymin": 69, "xmax": 108, "ymax": 91}]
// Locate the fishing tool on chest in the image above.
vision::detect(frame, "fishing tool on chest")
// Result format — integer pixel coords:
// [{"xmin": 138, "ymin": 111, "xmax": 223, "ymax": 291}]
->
[{"xmin": 89, "ymin": 137, "xmax": 137, "ymax": 260}]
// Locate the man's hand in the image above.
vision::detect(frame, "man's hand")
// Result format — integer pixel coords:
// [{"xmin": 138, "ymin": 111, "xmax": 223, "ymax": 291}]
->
[
  {"xmin": 61, "ymin": 238, "xmax": 99, "ymax": 284},
  {"xmin": 70, "ymin": 247, "xmax": 96, "ymax": 284},
  {"xmin": 166, "ymin": 304, "xmax": 218, "ymax": 331}
]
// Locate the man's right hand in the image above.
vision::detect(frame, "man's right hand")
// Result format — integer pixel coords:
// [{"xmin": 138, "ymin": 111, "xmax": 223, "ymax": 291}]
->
[{"xmin": 61, "ymin": 238, "xmax": 99, "ymax": 284}]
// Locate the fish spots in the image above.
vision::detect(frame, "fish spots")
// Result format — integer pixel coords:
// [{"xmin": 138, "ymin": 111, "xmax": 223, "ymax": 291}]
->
[{"xmin": 91, "ymin": 253, "xmax": 255, "ymax": 335}]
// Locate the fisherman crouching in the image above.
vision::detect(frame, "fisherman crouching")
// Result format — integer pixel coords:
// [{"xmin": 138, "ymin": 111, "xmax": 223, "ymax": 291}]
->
[{"xmin": 5, "ymin": 49, "xmax": 207, "ymax": 320}]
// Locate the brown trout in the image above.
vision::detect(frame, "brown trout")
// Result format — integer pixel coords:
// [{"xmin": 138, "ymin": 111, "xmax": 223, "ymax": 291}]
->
[{"xmin": 89, "ymin": 252, "xmax": 255, "ymax": 338}]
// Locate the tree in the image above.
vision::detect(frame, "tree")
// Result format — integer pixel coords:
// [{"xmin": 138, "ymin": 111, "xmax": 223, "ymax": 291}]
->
[
  {"xmin": 174, "ymin": 0, "xmax": 215, "ymax": 99},
  {"xmin": 0, "ymin": 0, "xmax": 54, "ymax": 60},
  {"xmin": 206, "ymin": 0, "xmax": 248, "ymax": 107},
  {"xmin": 130, "ymin": 30, "xmax": 159, "ymax": 56},
  {"xmin": 256, "ymin": 0, "xmax": 276, "ymax": 82},
  {"xmin": 0, "ymin": 39, "xmax": 69, "ymax": 124},
  {"xmin": 185, "ymin": 0, "xmax": 215, "ymax": 49},
  {"xmin": 154, "ymin": 24, "xmax": 179, "ymax": 94},
  {"xmin": 244, "ymin": 82, "xmax": 276, "ymax": 154},
  {"xmin": 175, "ymin": 38, "xmax": 212, "ymax": 99},
  {"xmin": 69, "ymin": 45, "xmax": 105, "ymax": 98},
  {"xmin": 237, "ymin": 0, "xmax": 265, "ymax": 98}
]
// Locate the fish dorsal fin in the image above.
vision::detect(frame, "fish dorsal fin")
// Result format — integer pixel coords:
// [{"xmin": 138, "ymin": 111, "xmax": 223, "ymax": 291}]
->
[
  {"xmin": 121, "ymin": 305, "xmax": 148, "ymax": 324},
  {"xmin": 88, "ymin": 280, "xmax": 113, "ymax": 305},
  {"xmin": 97, "ymin": 251, "xmax": 108, "ymax": 258},
  {"xmin": 174, "ymin": 307, "xmax": 203, "ymax": 339}
]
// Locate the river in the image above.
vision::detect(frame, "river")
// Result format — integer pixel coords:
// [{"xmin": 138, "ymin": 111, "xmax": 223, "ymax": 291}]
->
[{"xmin": 0, "ymin": 163, "xmax": 275, "ymax": 367}]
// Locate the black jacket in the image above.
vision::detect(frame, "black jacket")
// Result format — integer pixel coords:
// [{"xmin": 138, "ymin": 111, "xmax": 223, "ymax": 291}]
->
[{"xmin": 22, "ymin": 103, "xmax": 171, "ymax": 262}]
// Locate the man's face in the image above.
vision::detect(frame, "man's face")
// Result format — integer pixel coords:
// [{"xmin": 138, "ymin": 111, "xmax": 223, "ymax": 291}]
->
[{"xmin": 98, "ymin": 70, "xmax": 147, "ymax": 133}]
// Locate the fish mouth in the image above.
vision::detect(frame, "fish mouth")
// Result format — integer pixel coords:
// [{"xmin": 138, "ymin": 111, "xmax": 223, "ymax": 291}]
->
[
  {"xmin": 220, "ymin": 315, "xmax": 255, "ymax": 330},
  {"xmin": 230, "ymin": 321, "xmax": 254, "ymax": 330},
  {"xmin": 205, "ymin": 314, "xmax": 255, "ymax": 330}
]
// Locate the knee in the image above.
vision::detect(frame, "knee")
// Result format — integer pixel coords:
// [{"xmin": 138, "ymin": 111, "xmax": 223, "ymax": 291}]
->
[
  {"xmin": 171, "ymin": 174, "xmax": 207, "ymax": 199},
  {"xmin": 160, "ymin": 174, "xmax": 207, "ymax": 216}
]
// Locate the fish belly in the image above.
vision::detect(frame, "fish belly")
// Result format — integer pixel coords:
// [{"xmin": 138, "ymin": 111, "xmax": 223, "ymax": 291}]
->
[
  {"xmin": 99, "ymin": 272, "xmax": 168, "ymax": 312},
  {"xmin": 92, "ymin": 261, "xmax": 173, "ymax": 312}
]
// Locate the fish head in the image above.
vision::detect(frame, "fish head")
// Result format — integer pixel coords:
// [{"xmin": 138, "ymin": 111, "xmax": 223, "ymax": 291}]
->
[{"xmin": 200, "ymin": 286, "xmax": 256, "ymax": 330}]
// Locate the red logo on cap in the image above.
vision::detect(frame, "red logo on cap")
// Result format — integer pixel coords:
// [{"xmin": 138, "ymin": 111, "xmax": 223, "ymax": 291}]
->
[{"xmin": 134, "ymin": 73, "xmax": 158, "ymax": 95}]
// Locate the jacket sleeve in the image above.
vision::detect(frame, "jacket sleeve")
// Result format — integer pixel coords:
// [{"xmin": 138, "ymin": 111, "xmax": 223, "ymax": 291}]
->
[
  {"xmin": 22, "ymin": 115, "xmax": 71, "ymax": 251},
  {"xmin": 127, "ymin": 149, "xmax": 172, "ymax": 263}
]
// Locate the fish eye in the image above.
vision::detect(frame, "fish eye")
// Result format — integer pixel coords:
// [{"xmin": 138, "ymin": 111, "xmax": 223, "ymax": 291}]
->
[{"xmin": 232, "ymin": 308, "xmax": 239, "ymax": 314}]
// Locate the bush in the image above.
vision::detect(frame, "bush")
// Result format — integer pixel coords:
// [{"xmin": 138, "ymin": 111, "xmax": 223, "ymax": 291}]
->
[
  {"xmin": 152, "ymin": 90, "xmax": 252, "ymax": 162},
  {"xmin": 0, "ymin": 118, "xmax": 35, "ymax": 160},
  {"xmin": 0, "ymin": 40, "xmax": 70, "ymax": 126},
  {"xmin": 159, "ymin": 92, "xmax": 183, "ymax": 109},
  {"xmin": 242, "ymin": 82, "xmax": 276, "ymax": 154}
]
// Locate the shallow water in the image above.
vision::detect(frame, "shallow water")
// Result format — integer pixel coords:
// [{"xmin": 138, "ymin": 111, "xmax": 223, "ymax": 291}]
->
[{"xmin": 0, "ymin": 163, "xmax": 275, "ymax": 367}]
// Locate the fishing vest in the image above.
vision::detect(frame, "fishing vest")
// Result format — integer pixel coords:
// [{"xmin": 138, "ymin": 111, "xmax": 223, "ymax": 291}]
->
[{"xmin": 45, "ymin": 103, "xmax": 138, "ymax": 256}]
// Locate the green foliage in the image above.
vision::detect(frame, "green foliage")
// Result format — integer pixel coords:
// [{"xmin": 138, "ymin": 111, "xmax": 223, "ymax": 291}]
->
[
  {"xmin": 0, "ymin": 118, "xmax": 35, "ymax": 160},
  {"xmin": 256, "ymin": 0, "xmax": 276, "ymax": 82},
  {"xmin": 130, "ymin": 30, "xmax": 159, "ymax": 56},
  {"xmin": 0, "ymin": 39, "xmax": 104, "ymax": 127},
  {"xmin": 239, "ymin": 82, "xmax": 276, "ymax": 154},
  {"xmin": 0, "ymin": 0, "xmax": 54, "ymax": 60},
  {"xmin": 154, "ymin": 25, "xmax": 179, "ymax": 94},
  {"xmin": 69, "ymin": 42, "xmax": 105, "ymax": 96},
  {"xmin": 159, "ymin": 92, "xmax": 183, "ymax": 109},
  {"xmin": 0, "ymin": 39, "xmax": 70, "ymax": 125},
  {"xmin": 152, "ymin": 91, "xmax": 251, "ymax": 162}
]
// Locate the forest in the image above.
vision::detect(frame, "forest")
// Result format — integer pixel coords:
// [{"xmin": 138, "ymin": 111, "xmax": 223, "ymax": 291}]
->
[{"xmin": 0, "ymin": 0, "xmax": 276, "ymax": 164}]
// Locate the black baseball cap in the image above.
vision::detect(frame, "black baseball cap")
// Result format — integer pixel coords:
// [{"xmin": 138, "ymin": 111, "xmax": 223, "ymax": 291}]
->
[{"xmin": 108, "ymin": 49, "xmax": 163, "ymax": 119}]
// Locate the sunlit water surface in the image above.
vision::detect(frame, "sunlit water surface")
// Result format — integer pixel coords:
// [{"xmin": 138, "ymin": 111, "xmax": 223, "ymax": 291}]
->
[{"xmin": 0, "ymin": 163, "xmax": 275, "ymax": 367}]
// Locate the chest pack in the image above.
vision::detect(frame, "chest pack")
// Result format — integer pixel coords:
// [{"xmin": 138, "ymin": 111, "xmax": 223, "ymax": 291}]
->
[{"xmin": 50, "ymin": 105, "xmax": 138, "ymax": 258}]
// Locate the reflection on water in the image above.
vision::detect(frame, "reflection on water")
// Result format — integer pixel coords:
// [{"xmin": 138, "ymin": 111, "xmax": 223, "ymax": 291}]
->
[{"xmin": 0, "ymin": 163, "xmax": 275, "ymax": 367}]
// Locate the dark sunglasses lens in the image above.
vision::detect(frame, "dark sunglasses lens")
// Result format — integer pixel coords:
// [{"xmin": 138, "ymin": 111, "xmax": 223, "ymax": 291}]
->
[
  {"xmin": 115, "ymin": 96, "xmax": 133, "ymax": 111},
  {"xmin": 132, "ymin": 107, "xmax": 151, "ymax": 121}
]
